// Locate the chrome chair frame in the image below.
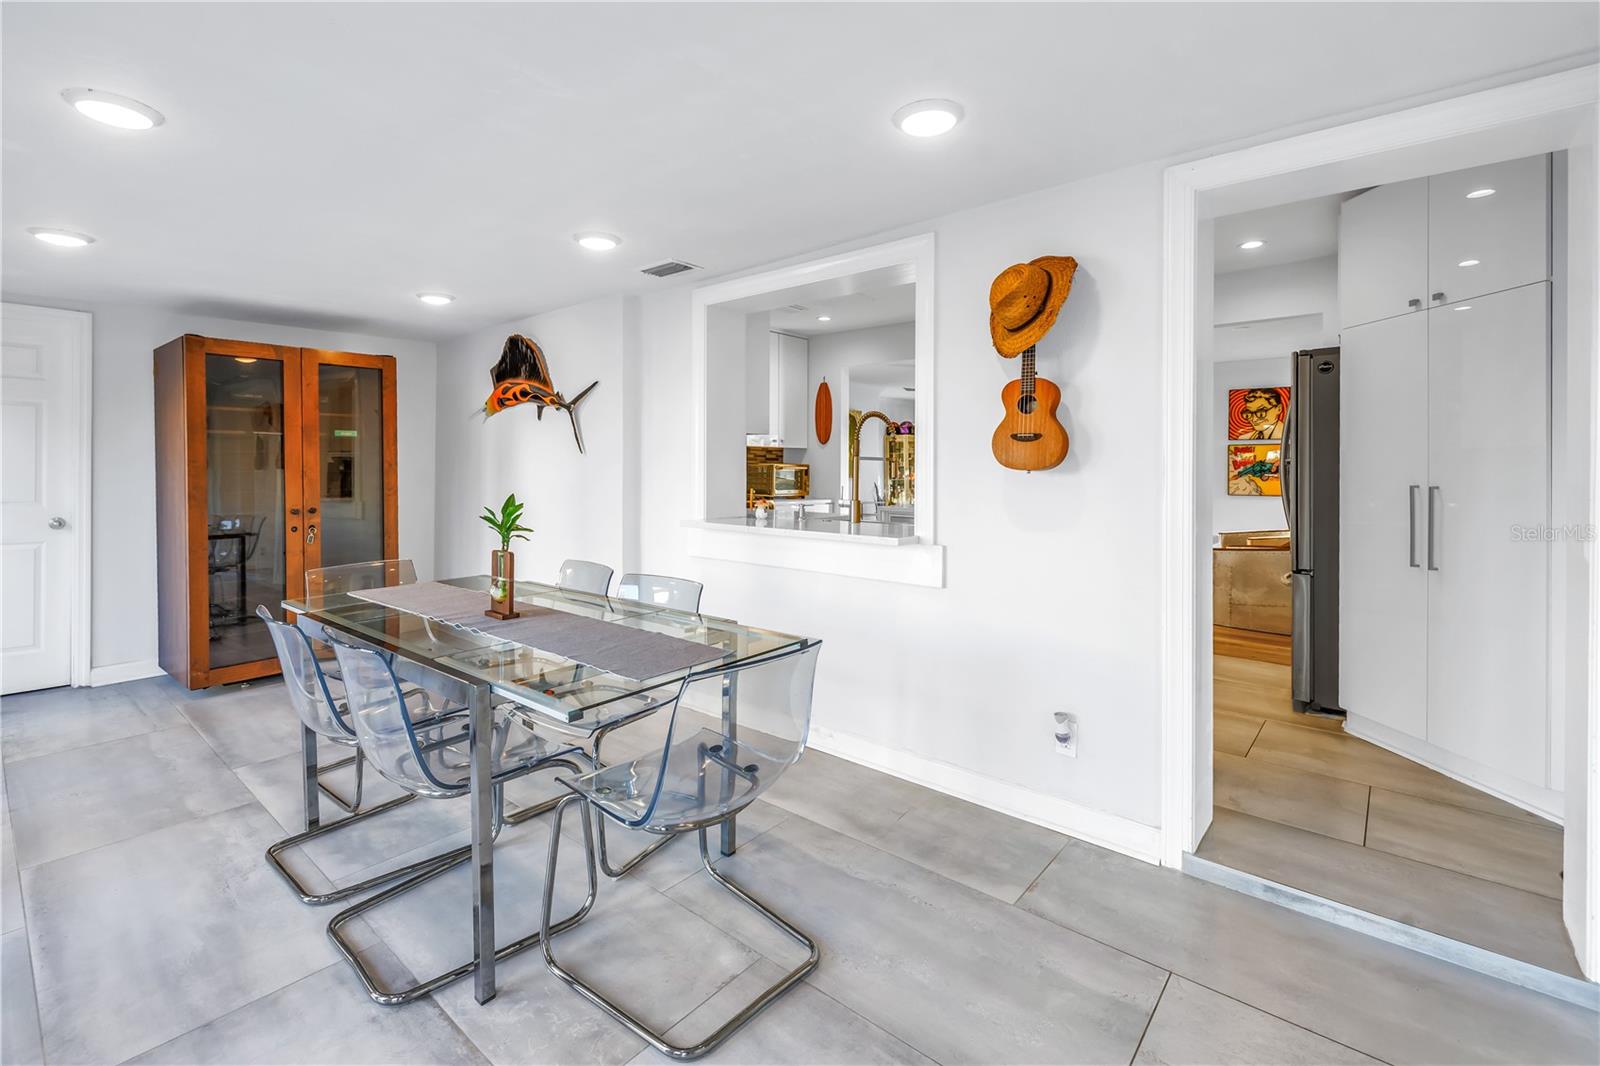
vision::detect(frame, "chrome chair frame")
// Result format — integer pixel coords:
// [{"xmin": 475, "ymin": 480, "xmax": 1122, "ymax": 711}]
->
[
  {"xmin": 321, "ymin": 633, "xmax": 598, "ymax": 1005},
  {"xmin": 538, "ymin": 642, "xmax": 822, "ymax": 1059},
  {"xmin": 541, "ymin": 797, "xmax": 818, "ymax": 1060}
]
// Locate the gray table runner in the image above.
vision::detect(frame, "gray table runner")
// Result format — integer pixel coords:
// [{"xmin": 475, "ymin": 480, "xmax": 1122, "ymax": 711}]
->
[{"xmin": 348, "ymin": 581, "xmax": 724, "ymax": 681}]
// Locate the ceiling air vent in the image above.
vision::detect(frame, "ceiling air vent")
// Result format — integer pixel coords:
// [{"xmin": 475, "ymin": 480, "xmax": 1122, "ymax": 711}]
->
[
  {"xmin": 782, "ymin": 304, "xmax": 807, "ymax": 313},
  {"xmin": 640, "ymin": 260, "xmax": 699, "ymax": 278}
]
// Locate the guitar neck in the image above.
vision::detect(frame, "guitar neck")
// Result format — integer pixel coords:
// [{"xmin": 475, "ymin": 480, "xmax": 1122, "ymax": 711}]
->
[{"xmin": 1021, "ymin": 346, "xmax": 1036, "ymax": 396}]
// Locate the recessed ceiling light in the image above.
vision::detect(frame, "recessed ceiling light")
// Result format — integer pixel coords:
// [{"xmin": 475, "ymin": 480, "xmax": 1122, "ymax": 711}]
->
[
  {"xmin": 574, "ymin": 232, "xmax": 621, "ymax": 252},
  {"xmin": 817, "ymin": 315, "xmax": 832, "ymax": 322},
  {"xmin": 416, "ymin": 292, "xmax": 454, "ymax": 306},
  {"xmin": 1458, "ymin": 259, "xmax": 1481, "ymax": 267},
  {"xmin": 893, "ymin": 99, "xmax": 964, "ymax": 138},
  {"xmin": 28, "ymin": 227, "xmax": 95, "ymax": 248},
  {"xmin": 1454, "ymin": 305, "xmax": 1473, "ymax": 311},
  {"xmin": 1466, "ymin": 188, "xmax": 1496, "ymax": 199},
  {"xmin": 1238, "ymin": 239, "xmax": 1265, "ymax": 250},
  {"xmin": 61, "ymin": 88, "xmax": 163, "ymax": 130}
]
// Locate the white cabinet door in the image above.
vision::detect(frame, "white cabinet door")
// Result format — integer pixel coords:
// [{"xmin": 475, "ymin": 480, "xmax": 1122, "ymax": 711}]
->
[
  {"xmin": 1428, "ymin": 154, "xmax": 1549, "ymax": 308},
  {"xmin": 767, "ymin": 333, "xmax": 808, "ymax": 445},
  {"xmin": 1339, "ymin": 177, "xmax": 1428, "ymax": 329},
  {"xmin": 1425, "ymin": 283, "xmax": 1550, "ymax": 787},
  {"xmin": 1339, "ymin": 312, "xmax": 1429, "ymax": 739}
]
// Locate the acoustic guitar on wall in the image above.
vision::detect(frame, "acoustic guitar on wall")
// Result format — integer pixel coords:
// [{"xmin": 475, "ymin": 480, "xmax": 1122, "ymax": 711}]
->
[{"xmin": 991, "ymin": 346, "xmax": 1068, "ymax": 471}]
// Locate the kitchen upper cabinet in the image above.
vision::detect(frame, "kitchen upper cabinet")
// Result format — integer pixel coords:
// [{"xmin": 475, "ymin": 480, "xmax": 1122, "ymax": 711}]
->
[
  {"xmin": 1339, "ymin": 177, "xmax": 1428, "ymax": 329},
  {"xmin": 1425, "ymin": 283, "xmax": 1551, "ymax": 786},
  {"xmin": 764, "ymin": 332, "xmax": 809, "ymax": 446},
  {"xmin": 1428, "ymin": 155, "xmax": 1549, "ymax": 308},
  {"xmin": 1339, "ymin": 311, "xmax": 1429, "ymax": 743}
]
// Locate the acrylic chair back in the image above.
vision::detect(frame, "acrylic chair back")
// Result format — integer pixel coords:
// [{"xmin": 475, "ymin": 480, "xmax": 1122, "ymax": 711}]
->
[
  {"xmin": 306, "ymin": 559, "xmax": 419, "ymax": 598},
  {"xmin": 327, "ymin": 634, "xmax": 463, "ymax": 798},
  {"xmin": 617, "ymin": 572, "xmax": 704, "ymax": 613},
  {"xmin": 255, "ymin": 605, "xmax": 352, "ymax": 742},
  {"xmin": 556, "ymin": 559, "xmax": 613, "ymax": 596},
  {"xmin": 619, "ymin": 639, "xmax": 820, "ymax": 832}
]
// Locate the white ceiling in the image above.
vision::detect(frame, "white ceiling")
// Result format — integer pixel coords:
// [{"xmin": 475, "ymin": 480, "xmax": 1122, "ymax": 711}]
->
[
  {"xmin": 3, "ymin": 4, "xmax": 1595, "ymax": 340},
  {"xmin": 1214, "ymin": 193, "xmax": 1353, "ymax": 274},
  {"xmin": 769, "ymin": 283, "xmax": 916, "ymax": 338}
]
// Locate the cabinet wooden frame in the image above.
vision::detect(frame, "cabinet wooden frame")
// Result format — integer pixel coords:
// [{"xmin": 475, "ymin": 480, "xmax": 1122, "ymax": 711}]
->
[{"xmin": 154, "ymin": 336, "xmax": 399, "ymax": 688}]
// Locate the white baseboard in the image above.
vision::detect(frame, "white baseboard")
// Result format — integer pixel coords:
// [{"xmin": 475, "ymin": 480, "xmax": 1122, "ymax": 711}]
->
[
  {"xmin": 1345, "ymin": 713, "xmax": 1563, "ymax": 824},
  {"xmin": 807, "ymin": 724, "xmax": 1163, "ymax": 864},
  {"xmin": 88, "ymin": 659, "xmax": 164, "ymax": 687}
]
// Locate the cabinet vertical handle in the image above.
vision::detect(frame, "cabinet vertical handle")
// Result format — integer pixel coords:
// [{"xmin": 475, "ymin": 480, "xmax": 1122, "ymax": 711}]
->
[
  {"xmin": 1408, "ymin": 485, "xmax": 1421, "ymax": 567},
  {"xmin": 1427, "ymin": 486, "xmax": 1441, "ymax": 571}
]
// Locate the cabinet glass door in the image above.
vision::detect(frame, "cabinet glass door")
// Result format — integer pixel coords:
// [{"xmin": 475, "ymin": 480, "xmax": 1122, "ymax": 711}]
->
[
  {"xmin": 203, "ymin": 348, "xmax": 301, "ymax": 671},
  {"xmin": 301, "ymin": 349, "xmax": 398, "ymax": 573}
]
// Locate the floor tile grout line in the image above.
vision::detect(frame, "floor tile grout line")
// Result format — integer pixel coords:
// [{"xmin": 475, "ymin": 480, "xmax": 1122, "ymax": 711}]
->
[
  {"xmin": 1174, "ymin": 973, "xmax": 1398, "ymax": 1065},
  {"xmin": 10, "ymin": 851, "xmax": 48, "ymax": 1066},
  {"xmin": 806, "ymin": 977, "xmax": 949, "ymax": 1065},
  {"xmin": 1362, "ymin": 785, "xmax": 1372, "ymax": 847},
  {"xmin": 1008, "ymin": 884, "xmax": 1400, "ymax": 1066},
  {"xmin": 1010, "ymin": 838, "xmax": 1072, "ymax": 907},
  {"xmin": 13, "ymin": 792, "xmax": 264, "ymax": 874},
  {"xmin": 1125, "ymin": 970, "xmax": 1170, "ymax": 1064},
  {"xmin": 0, "ymin": 715, "xmax": 194, "ymax": 771}
]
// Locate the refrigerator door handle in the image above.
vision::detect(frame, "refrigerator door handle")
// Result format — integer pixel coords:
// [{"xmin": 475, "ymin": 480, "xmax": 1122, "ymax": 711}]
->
[
  {"xmin": 1427, "ymin": 486, "xmax": 1441, "ymax": 571},
  {"xmin": 1290, "ymin": 572, "xmax": 1313, "ymax": 703},
  {"xmin": 1408, "ymin": 485, "xmax": 1421, "ymax": 567}
]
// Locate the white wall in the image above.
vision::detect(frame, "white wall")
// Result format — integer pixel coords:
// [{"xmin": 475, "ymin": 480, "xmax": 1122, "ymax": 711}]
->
[
  {"xmin": 432, "ymin": 296, "xmax": 638, "ymax": 586},
  {"xmin": 0, "ymin": 296, "xmax": 439, "ymax": 676},
  {"xmin": 1213, "ymin": 255, "xmax": 1338, "ymax": 328},
  {"xmin": 636, "ymin": 161, "xmax": 1169, "ymax": 833},
  {"xmin": 1207, "ymin": 254, "xmax": 1337, "ymax": 535},
  {"xmin": 805, "ymin": 322, "xmax": 915, "ymax": 500},
  {"xmin": 1210, "ymin": 357, "xmax": 1291, "ymax": 535}
]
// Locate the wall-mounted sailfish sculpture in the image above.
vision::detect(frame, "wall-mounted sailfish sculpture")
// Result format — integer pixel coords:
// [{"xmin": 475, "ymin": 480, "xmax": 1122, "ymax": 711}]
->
[{"xmin": 481, "ymin": 334, "xmax": 598, "ymax": 453}]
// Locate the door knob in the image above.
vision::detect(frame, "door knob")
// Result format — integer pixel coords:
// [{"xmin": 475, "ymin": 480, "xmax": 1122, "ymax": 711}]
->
[{"xmin": 47, "ymin": 516, "xmax": 66, "ymax": 530}]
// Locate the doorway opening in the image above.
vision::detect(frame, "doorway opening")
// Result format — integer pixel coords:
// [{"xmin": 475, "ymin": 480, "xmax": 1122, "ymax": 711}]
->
[{"xmin": 1161, "ymin": 67, "xmax": 1599, "ymax": 989}]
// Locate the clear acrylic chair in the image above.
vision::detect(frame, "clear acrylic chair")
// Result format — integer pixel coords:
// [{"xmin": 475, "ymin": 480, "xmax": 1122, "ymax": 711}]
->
[
  {"xmin": 256, "ymin": 606, "xmax": 468, "ymax": 906},
  {"xmin": 323, "ymin": 633, "xmax": 598, "ymax": 1005},
  {"xmin": 305, "ymin": 558, "xmax": 419, "ymax": 598},
  {"xmin": 557, "ymin": 558, "xmax": 614, "ymax": 596},
  {"xmin": 617, "ymin": 572, "xmax": 704, "ymax": 613},
  {"xmin": 540, "ymin": 639, "xmax": 822, "ymax": 1060}
]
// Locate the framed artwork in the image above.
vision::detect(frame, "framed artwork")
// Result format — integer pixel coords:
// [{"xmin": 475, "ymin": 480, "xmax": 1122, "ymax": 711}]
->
[
  {"xmin": 1227, "ymin": 443, "xmax": 1282, "ymax": 497},
  {"xmin": 1228, "ymin": 386, "xmax": 1289, "ymax": 441}
]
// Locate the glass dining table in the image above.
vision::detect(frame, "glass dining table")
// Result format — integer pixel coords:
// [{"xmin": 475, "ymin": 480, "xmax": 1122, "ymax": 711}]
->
[{"xmin": 284, "ymin": 574, "xmax": 809, "ymax": 1004}]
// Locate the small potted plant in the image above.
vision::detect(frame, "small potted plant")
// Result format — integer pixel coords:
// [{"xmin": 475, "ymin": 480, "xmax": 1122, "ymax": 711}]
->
[{"xmin": 479, "ymin": 493, "xmax": 533, "ymax": 619}]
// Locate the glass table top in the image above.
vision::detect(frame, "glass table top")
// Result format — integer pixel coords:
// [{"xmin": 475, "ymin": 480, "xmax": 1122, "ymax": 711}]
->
[{"xmin": 284, "ymin": 574, "xmax": 808, "ymax": 733}]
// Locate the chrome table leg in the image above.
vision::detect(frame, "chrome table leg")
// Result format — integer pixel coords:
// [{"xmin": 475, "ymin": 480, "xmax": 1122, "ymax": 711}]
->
[
  {"xmin": 301, "ymin": 724, "xmax": 321, "ymax": 832},
  {"xmin": 720, "ymin": 672, "xmax": 738, "ymax": 857},
  {"xmin": 469, "ymin": 682, "xmax": 496, "ymax": 1004}
]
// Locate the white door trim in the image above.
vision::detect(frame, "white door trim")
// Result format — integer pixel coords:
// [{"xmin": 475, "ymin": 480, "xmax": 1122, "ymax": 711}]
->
[
  {"xmin": 1159, "ymin": 66, "xmax": 1599, "ymax": 974},
  {"xmin": 1, "ymin": 302, "xmax": 92, "ymax": 688}
]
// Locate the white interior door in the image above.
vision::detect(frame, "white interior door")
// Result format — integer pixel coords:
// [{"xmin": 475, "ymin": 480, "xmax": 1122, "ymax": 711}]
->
[
  {"xmin": 1339, "ymin": 310, "xmax": 1429, "ymax": 740},
  {"xmin": 1426, "ymin": 283, "xmax": 1551, "ymax": 787},
  {"xmin": 1, "ymin": 304, "xmax": 89, "ymax": 695}
]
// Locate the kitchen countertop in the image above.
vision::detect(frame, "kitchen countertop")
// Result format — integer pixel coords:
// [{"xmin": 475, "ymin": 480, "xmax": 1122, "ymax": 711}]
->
[{"xmin": 692, "ymin": 513, "xmax": 919, "ymax": 545}]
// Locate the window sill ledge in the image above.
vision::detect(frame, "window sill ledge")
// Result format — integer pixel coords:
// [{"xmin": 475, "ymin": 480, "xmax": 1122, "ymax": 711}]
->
[{"xmin": 683, "ymin": 520, "xmax": 945, "ymax": 587}]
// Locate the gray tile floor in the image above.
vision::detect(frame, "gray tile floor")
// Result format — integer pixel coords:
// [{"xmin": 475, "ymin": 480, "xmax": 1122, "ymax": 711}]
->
[{"xmin": 1, "ymin": 676, "xmax": 1595, "ymax": 1065}]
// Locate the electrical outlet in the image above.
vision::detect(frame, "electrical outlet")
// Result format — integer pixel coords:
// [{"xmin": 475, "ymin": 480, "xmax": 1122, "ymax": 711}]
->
[{"xmin": 1053, "ymin": 712, "xmax": 1077, "ymax": 757}]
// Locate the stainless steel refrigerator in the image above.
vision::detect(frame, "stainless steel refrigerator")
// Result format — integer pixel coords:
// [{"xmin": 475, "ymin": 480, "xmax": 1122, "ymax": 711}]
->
[{"xmin": 1281, "ymin": 347, "xmax": 1342, "ymax": 716}]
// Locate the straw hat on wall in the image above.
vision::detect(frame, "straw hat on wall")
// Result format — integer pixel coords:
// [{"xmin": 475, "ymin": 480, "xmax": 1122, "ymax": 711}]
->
[{"xmin": 989, "ymin": 255, "xmax": 1077, "ymax": 356}]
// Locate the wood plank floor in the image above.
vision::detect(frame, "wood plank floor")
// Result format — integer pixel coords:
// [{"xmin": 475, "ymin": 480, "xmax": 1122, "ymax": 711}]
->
[{"xmin": 1200, "ymin": 639, "xmax": 1578, "ymax": 979}]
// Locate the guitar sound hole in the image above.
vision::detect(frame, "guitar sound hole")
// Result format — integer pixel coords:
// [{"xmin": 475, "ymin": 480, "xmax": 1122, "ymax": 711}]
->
[
  {"xmin": 1016, "ymin": 396, "xmax": 1036, "ymax": 415},
  {"xmin": 1010, "ymin": 432, "xmax": 1042, "ymax": 442}
]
